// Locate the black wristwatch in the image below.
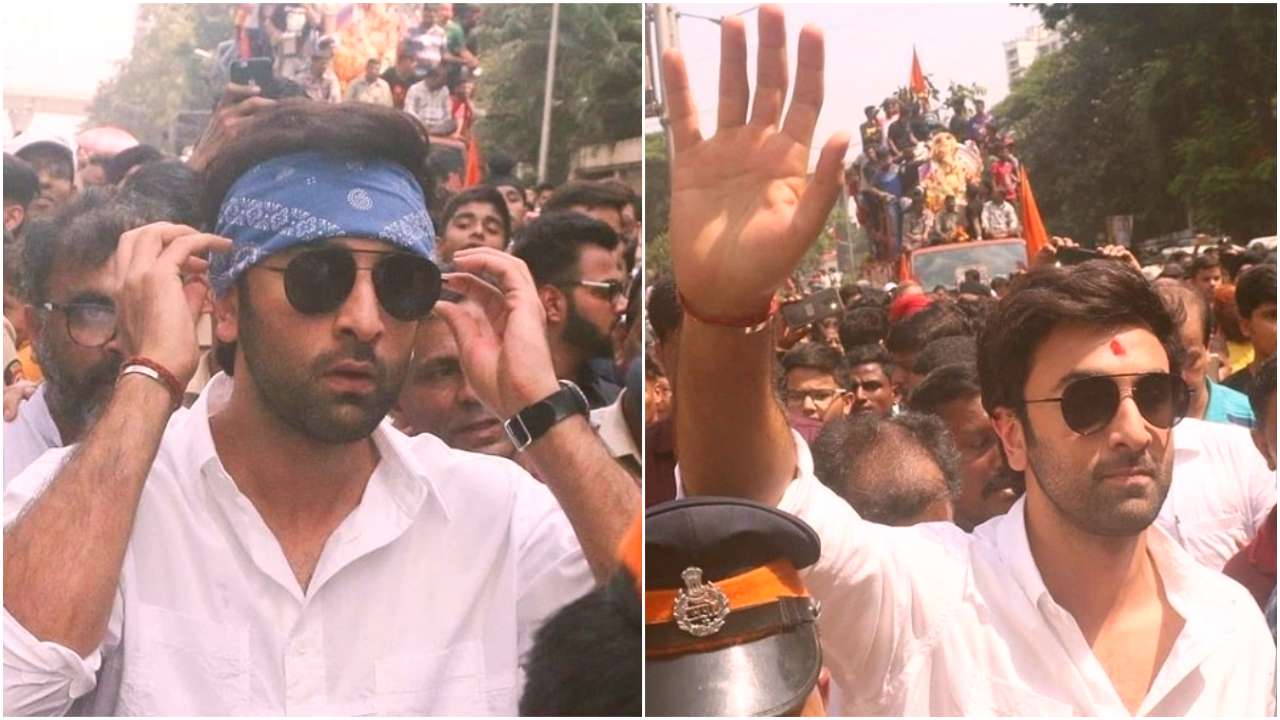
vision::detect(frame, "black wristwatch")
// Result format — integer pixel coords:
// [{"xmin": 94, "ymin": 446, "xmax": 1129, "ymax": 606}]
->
[{"xmin": 504, "ymin": 380, "xmax": 590, "ymax": 452}]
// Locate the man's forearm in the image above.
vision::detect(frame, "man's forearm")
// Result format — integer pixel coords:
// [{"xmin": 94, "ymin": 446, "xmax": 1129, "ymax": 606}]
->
[
  {"xmin": 522, "ymin": 416, "xmax": 639, "ymax": 582},
  {"xmin": 3, "ymin": 377, "xmax": 173, "ymax": 657},
  {"xmin": 676, "ymin": 316, "xmax": 796, "ymax": 505}
]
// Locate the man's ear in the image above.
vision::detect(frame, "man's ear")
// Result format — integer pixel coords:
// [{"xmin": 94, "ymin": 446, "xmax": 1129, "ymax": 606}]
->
[
  {"xmin": 3, "ymin": 203, "xmax": 24, "ymax": 233},
  {"xmin": 212, "ymin": 287, "xmax": 240, "ymax": 344},
  {"xmin": 991, "ymin": 406, "xmax": 1029, "ymax": 472},
  {"xmin": 539, "ymin": 284, "xmax": 567, "ymax": 325}
]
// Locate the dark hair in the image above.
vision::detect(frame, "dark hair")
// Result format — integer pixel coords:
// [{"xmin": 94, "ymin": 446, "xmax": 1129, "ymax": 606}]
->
[
  {"xmin": 844, "ymin": 342, "xmax": 894, "ymax": 376},
  {"xmin": 4, "ymin": 231, "xmax": 23, "ymax": 297},
  {"xmin": 1158, "ymin": 262, "xmax": 1187, "ymax": 280},
  {"xmin": 1189, "ymin": 253, "xmax": 1221, "ymax": 276},
  {"xmin": 1153, "ymin": 279, "xmax": 1213, "ymax": 348},
  {"xmin": 510, "ymin": 211, "xmax": 620, "ymax": 287},
  {"xmin": 989, "ymin": 276, "xmax": 1009, "ymax": 292},
  {"xmin": 812, "ymin": 411, "xmax": 961, "ymax": 525},
  {"xmin": 963, "ymin": 268, "xmax": 981, "ymax": 283},
  {"xmin": 439, "ymin": 185, "xmax": 512, "ymax": 241},
  {"xmin": 977, "ymin": 260, "xmax": 1183, "ymax": 417},
  {"xmin": 519, "ymin": 570, "xmax": 641, "ymax": 716},
  {"xmin": 1235, "ymin": 263, "xmax": 1276, "ymax": 320},
  {"xmin": 914, "ymin": 335, "xmax": 977, "ymax": 376},
  {"xmin": 23, "ymin": 188, "xmax": 166, "ymax": 304},
  {"xmin": 908, "ymin": 362, "xmax": 982, "ymax": 417},
  {"xmin": 200, "ymin": 101, "xmax": 432, "ymax": 228},
  {"xmin": 1248, "ymin": 357, "xmax": 1276, "ymax": 420},
  {"xmin": 3, "ymin": 153, "xmax": 39, "ymax": 206},
  {"xmin": 647, "ymin": 272, "xmax": 682, "ymax": 344},
  {"xmin": 120, "ymin": 160, "xmax": 205, "ymax": 229},
  {"xmin": 838, "ymin": 305, "xmax": 889, "ymax": 348},
  {"xmin": 543, "ymin": 180, "xmax": 631, "ymax": 215},
  {"xmin": 104, "ymin": 144, "xmax": 166, "ymax": 185},
  {"xmin": 885, "ymin": 300, "xmax": 972, "ymax": 355},
  {"xmin": 781, "ymin": 342, "xmax": 844, "ymax": 385}
]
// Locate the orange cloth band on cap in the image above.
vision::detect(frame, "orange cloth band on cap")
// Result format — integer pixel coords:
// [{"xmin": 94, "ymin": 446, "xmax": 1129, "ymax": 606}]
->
[
  {"xmin": 645, "ymin": 559, "xmax": 808, "ymax": 626},
  {"xmin": 618, "ymin": 513, "xmax": 642, "ymax": 595}
]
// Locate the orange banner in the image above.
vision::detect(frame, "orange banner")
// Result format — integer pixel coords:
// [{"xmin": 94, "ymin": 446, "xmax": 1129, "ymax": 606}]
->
[
  {"xmin": 1019, "ymin": 167, "xmax": 1049, "ymax": 259},
  {"xmin": 910, "ymin": 48, "xmax": 927, "ymax": 96}
]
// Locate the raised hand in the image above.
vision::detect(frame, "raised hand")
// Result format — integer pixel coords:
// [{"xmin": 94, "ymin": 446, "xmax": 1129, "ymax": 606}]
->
[
  {"xmin": 662, "ymin": 5, "xmax": 849, "ymax": 319},
  {"xmin": 113, "ymin": 223, "xmax": 231, "ymax": 387}
]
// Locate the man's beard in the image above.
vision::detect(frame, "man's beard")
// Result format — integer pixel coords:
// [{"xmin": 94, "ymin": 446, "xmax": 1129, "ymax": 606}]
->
[
  {"xmin": 238, "ymin": 300, "xmax": 408, "ymax": 444},
  {"xmin": 1024, "ymin": 421, "xmax": 1172, "ymax": 537},
  {"xmin": 36, "ymin": 323, "xmax": 122, "ymax": 439},
  {"xmin": 562, "ymin": 295, "xmax": 614, "ymax": 361}
]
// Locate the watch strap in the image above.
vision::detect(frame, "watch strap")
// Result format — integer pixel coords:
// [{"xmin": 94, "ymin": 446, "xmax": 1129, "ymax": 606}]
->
[{"xmin": 504, "ymin": 380, "xmax": 589, "ymax": 451}]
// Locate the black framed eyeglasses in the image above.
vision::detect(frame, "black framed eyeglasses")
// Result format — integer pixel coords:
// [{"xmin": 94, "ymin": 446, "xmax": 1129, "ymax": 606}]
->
[
  {"xmin": 564, "ymin": 279, "xmax": 628, "ymax": 303},
  {"xmin": 1025, "ymin": 372, "xmax": 1190, "ymax": 436},
  {"xmin": 38, "ymin": 301, "xmax": 118, "ymax": 348},
  {"xmin": 256, "ymin": 246, "xmax": 442, "ymax": 321}
]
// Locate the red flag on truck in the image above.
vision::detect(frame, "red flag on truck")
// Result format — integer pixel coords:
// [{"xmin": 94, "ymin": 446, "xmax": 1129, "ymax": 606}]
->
[
  {"xmin": 910, "ymin": 47, "xmax": 927, "ymax": 97},
  {"xmin": 1019, "ymin": 167, "xmax": 1049, "ymax": 258}
]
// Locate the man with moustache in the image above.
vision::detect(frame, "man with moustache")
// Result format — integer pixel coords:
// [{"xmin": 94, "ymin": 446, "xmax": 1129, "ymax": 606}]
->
[
  {"xmin": 3, "ymin": 102, "xmax": 637, "ymax": 715},
  {"xmin": 909, "ymin": 362, "xmax": 1023, "ymax": 531},
  {"xmin": 512, "ymin": 212, "xmax": 627, "ymax": 408},
  {"xmin": 4, "ymin": 191, "xmax": 163, "ymax": 485},
  {"xmin": 661, "ymin": 6, "xmax": 1273, "ymax": 715},
  {"xmin": 394, "ymin": 312, "xmax": 516, "ymax": 461}
]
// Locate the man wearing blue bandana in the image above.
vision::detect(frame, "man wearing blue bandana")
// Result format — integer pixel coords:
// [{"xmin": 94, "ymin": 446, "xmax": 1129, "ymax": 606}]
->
[{"xmin": 3, "ymin": 102, "xmax": 639, "ymax": 715}]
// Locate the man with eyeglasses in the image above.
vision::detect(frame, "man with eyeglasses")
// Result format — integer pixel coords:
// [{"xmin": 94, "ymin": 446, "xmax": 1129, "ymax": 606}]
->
[
  {"xmin": 4, "ymin": 190, "xmax": 163, "ymax": 486},
  {"xmin": 662, "ymin": 6, "xmax": 1273, "ymax": 715},
  {"xmin": 513, "ymin": 211, "xmax": 628, "ymax": 409},
  {"xmin": 4, "ymin": 102, "xmax": 638, "ymax": 715}
]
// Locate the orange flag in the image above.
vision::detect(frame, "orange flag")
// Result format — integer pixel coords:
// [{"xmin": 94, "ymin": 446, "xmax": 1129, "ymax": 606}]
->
[
  {"xmin": 1018, "ymin": 166, "xmax": 1049, "ymax": 259},
  {"xmin": 910, "ymin": 47, "xmax": 927, "ymax": 97},
  {"xmin": 463, "ymin": 139, "xmax": 484, "ymax": 187}
]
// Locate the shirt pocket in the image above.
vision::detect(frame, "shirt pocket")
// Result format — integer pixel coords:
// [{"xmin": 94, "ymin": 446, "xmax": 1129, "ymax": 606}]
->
[
  {"xmin": 117, "ymin": 603, "xmax": 250, "ymax": 715},
  {"xmin": 374, "ymin": 640, "xmax": 489, "ymax": 715}
]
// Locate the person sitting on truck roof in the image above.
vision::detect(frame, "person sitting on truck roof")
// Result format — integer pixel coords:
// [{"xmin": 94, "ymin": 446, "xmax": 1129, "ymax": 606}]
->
[{"xmin": 980, "ymin": 183, "xmax": 1020, "ymax": 239}]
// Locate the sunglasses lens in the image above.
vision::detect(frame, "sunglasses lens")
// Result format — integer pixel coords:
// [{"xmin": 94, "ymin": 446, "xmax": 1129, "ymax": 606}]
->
[
  {"xmin": 284, "ymin": 248, "xmax": 356, "ymax": 315},
  {"xmin": 1059, "ymin": 376, "xmax": 1119, "ymax": 435},
  {"xmin": 1133, "ymin": 373, "xmax": 1186, "ymax": 429},
  {"xmin": 373, "ymin": 255, "xmax": 442, "ymax": 320}
]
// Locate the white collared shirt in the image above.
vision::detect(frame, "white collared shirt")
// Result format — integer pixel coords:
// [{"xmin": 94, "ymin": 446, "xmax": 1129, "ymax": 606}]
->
[
  {"xmin": 3, "ymin": 383, "xmax": 63, "ymax": 487},
  {"xmin": 1156, "ymin": 417, "xmax": 1276, "ymax": 569},
  {"xmin": 4, "ymin": 373, "xmax": 593, "ymax": 716},
  {"xmin": 776, "ymin": 431, "xmax": 1275, "ymax": 716},
  {"xmin": 589, "ymin": 390, "xmax": 640, "ymax": 473}
]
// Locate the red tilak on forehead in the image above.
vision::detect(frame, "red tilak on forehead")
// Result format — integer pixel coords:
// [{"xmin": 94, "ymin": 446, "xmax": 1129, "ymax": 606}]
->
[{"xmin": 1110, "ymin": 338, "xmax": 1126, "ymax": 356}]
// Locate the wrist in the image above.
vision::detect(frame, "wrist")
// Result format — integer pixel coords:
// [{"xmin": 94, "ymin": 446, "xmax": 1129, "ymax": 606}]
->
[{"xmin": 678, "ymin": 291, "xmax": 779, "ymax": 333}]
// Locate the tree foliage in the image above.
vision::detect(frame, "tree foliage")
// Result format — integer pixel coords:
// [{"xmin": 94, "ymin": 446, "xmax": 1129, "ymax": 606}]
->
[
  {"xmin": 88, "ymin": 5, "xmax": 234, "ymax": 150},
  {"xmin": 472, "ymin": 4, "xmax": 642, "ymax": 183},
  {"xmin": 997, "ymin": 4, "xmax": 1276, "ymax": 244}
]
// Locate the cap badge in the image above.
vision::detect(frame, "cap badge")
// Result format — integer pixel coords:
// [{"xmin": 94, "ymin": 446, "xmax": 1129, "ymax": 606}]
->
[{"xmin": 674, "ymin": 566, "xmax": 730, "ymax": 637}]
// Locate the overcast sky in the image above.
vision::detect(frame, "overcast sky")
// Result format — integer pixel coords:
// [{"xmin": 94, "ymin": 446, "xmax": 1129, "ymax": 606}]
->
[
  {"xmin": 3, "ymin": 4, "xmax": 139, "ymax": 99},
  {"xmin": 648, "ymin": 3, "xmax": 1043, "ymax": 168}
]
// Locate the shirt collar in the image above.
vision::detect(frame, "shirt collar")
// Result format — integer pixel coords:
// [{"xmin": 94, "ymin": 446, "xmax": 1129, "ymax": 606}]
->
[
  {"xmin": 589, "ymin": 390, "xmax": 639, "ymax": 462},
  {"xmin": 187, "ymin": 373, "xmax": 450, "ymax": 523},
  {"xmin": 988, "ymin": 492, "xmax": 1229, "ymax": 632}
]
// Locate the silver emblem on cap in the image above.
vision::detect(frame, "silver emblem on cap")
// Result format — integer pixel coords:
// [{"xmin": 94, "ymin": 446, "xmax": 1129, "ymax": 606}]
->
[{"xmin": 674, "ymin": 567, "xmax": 730, "ymax": 637}]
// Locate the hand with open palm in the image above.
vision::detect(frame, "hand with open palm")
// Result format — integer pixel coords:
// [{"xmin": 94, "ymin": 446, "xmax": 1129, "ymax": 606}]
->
[{"xmin": 661, "ymin": 5, "xmax": 850, "ymax": 320}]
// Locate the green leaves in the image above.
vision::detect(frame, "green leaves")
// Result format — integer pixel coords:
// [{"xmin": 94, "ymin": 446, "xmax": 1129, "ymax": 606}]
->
[
  {"xmin": 472, "ymin": 4, "xmax": 641, "ymax": 183},
  {"xmin": 997, "ymin": 4, "xmax": 1276, "ymax": 244}
]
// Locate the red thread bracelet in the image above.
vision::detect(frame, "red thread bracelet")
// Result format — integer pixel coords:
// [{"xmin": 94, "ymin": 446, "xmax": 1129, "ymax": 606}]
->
[
  {"xmin": 119, "ymin": 356, "xmax": 185, "ymax": 409},
  {"xmin": 677, "ymin": 291, "xmax": 780, "ymax": 332}
]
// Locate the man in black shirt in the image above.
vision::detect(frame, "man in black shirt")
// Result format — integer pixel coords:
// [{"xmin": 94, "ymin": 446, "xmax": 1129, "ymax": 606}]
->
[{"xmin": 381, "ymin": 44, "xmax": 420, "ymax": 110}]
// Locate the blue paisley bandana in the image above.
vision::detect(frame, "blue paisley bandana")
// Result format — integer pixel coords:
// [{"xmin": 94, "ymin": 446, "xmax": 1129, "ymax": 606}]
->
[{"xmin": 209, "ymin": 150, "xmax": 436, "ymax": 295}]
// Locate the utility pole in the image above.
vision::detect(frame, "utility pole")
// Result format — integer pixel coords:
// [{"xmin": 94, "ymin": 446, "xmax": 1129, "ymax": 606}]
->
[
  {"xmin": 651, "ymin": 4, "xmax": 680, "ymax": 161},
  {"xmin": 536, "ymin": 3, "xmax": 561, "ymax": 183}
]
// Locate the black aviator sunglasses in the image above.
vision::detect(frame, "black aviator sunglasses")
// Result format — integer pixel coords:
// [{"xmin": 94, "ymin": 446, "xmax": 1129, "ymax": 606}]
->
[
  {"xmin": 255, "ymin": 246, "xmax": 442, "ymax": 321},
  {"xmin": 1024, "ymin": 372, "xmax": 1190, "ymax": 436}
]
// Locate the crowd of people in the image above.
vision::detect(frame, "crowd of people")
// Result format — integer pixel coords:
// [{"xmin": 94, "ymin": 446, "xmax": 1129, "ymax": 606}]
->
[
  {"xmin": 846, "ymin": 83, "xmax": 1026, "ymax": 262},
  {"xmin": 648, "ymin": 5, "xmax": 1275, "ymax": 716},
  {"xmin": 1, "ymin": 4, "xmax": 642, "ymax": 716}
]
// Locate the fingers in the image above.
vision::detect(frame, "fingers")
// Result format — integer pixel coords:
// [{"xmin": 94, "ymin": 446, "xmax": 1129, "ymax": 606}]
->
[
  {"xmin": 749, "ymin": 4, "xmax": 788, "ymax": 128},
  {"xmin": 782, "ymin": 23, "xmax": 824, "ymax": 146},
  {"xmin": 218, "ymin": 82, "xmax": 262, "ymax": 110},
  {"xmin": 440, "ymin": 272, "xmax": 509, "ymax": 327},
  {"xmin": 447, "ymin": 247, "xmax": 538, "ymax": 298},
  {"xmin": 120, "ymin": 223, "xmax": 201, "ymax": 280},
  {"xmin": 716, "ymin": 16, "xmax": 749, "ymax": 131},
  {"xmin": 155, "ymin": 233, "xmax": 233, "ymax": 271},
  {"xmin": 790, "ymin": 132, "xmax": 851, "ymax": 248},
  {"xmin": 223, "ymin": 95, "xmax": 276, "ymax": 120},
  {"xmin": 661, "ymin": 50, "xmax": 703, "ymax": 152}
]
